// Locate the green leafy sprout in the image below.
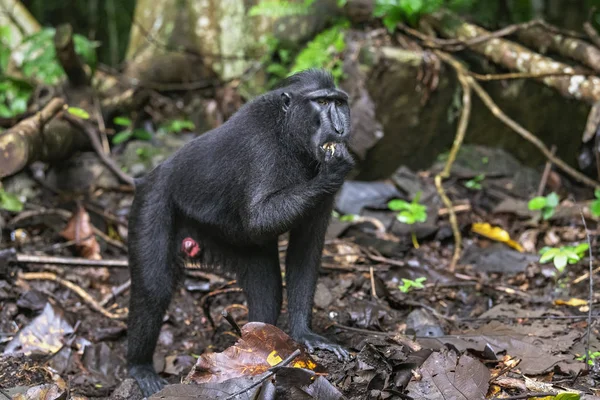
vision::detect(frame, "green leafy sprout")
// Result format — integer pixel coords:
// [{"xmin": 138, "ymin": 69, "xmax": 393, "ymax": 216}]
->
[
  {"xmin": 576, "ymin": 350, "xmax": 600, "ymax": 366},
  {"xmin": 528, "ymin": 192, "xmax": 559, "ymax": 220},
  {"xmin": 399, "ymin": 277, "xmax": 426, "ymax": 293},
  {"xmin": 160, "ymin": 119, "xmax": 195, "ymax": 134},
  {"xmin": 111, "ymin": 116, "xmax": 152, "ymax": 145},
  {"xmin": 388, "ymin": 191, "xmax": 427, "ymax": 224},
  {"xmin": 539, "ymin": 243, "xmax": 589, "ymax": 274},
  {"xmin": 464, "ymin": 173, "xmax": 485, "ymax": 190},
  {"xmin": 590, "ymin": 188, "xmax": 600, "ymax": 218},
  {"xmin": 0, "ymin": 187, "xmax": 23, "ymax": 212},
  {"xmin": 339, "ymin": 214, "xmax": 359, "ymax": 222}
]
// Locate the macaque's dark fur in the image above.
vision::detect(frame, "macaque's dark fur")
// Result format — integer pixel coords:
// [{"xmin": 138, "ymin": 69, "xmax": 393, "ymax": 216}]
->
[{"xmin": 126, "ymin": 69, "xmax": 354, "ymax": 397}]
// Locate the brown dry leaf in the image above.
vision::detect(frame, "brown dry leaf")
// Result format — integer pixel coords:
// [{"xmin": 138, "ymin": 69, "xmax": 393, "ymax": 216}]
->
[
  {"xmin": 60, "ymin": 205, "xmax": 101, "ymax": 260},
  {"xmin": 184, "ymin": 322, "xmax": 324, "ymax": 385},
  {"xmin": 406, "ymin": 348, "xmax": 490, "ymax": 400},
  {"xmin": 471, "ymin": 222, "xmax": 524, "ymax": 252},
  {"xmin": 12, "ymin": 383, "xmax": 66, "ymax": 400}
]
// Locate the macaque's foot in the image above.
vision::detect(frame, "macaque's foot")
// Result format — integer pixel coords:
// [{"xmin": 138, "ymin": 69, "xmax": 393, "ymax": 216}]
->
[
  {"xmin": 129, "ymin": 364, "xmax": 167, "ymax": 398},
  {"xmin": 295, "ymin": 331, "xmax": 351, "ymax": 361}
]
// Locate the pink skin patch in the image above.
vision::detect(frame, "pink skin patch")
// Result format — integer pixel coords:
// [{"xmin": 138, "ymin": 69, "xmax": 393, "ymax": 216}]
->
[{"xmin": 181, "ymin": 237, "xmax": 200, "ymax": 258}]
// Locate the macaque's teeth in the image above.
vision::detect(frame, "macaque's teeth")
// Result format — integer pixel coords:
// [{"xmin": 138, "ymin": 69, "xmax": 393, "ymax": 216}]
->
[{"xmin": 321, "ymin": 142, "xmax": 337, "ymax": 156}]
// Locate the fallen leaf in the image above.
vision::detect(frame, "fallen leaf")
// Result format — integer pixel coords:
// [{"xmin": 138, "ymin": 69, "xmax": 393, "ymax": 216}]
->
[
  {"xmin": 60, "ymin": 205, "xmax": 101, "ymax": 260},
  {"xmin": 472, "ymin": 222, "xmax": 524, "ymax": 252},
  {"xmin": 406, "ymin": 348, "xmax": 490, "ymax": 400},
  {"xmin": 184, "ymin": 322, "xmax": 324, "ymax": 385},
  {"xmin": 554, "ymin": 298, "xmax": 588, "ymax": 307},
  {"xmin": 4, "ymin": 302, "xmax": 74, "ymax": 355}
]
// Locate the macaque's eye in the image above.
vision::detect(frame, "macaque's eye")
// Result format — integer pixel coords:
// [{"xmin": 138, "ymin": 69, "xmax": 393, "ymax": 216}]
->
[
  {"xmin": 335, "ymin": 99, "xmax": 343, "ymax": 106},
  {"xmin": 317, "ymin": 99, "xmax": 329, "ymax": 106}
]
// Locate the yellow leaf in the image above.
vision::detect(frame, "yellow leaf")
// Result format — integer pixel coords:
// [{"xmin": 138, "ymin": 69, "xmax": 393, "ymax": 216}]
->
[
  {"xmin": 471, "ymin": 222, "xmax": 524, "ymax": 252},
  {"xmin": 554, "ymin": 298, "xmax": 588, "ymax": 307},
  {"xmin": 266, "ymin": 350, "xmax": 282, "ymax": 366}
]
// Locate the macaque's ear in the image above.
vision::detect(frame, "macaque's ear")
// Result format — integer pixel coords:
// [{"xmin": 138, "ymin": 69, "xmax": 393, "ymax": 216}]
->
[{"xmin": 281, "ymin": 92, "xmax": 292, "ymax": 112}]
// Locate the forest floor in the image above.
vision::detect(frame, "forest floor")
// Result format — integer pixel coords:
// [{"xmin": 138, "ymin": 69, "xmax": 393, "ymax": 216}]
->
[{"xmin": 0, "ymin": 144, "xmax": 599, "ymax": 400}]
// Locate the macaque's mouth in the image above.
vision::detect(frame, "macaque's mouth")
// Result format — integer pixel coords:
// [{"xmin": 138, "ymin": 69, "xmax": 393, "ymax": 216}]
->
[{"xmin": 321, "ymin": 142, "xmax": 338, "ymax": 156}]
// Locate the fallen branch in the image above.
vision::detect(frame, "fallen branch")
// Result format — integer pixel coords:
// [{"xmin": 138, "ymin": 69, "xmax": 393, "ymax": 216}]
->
[
  {"xmin": 13, "ymin": 252, "xmax": 128, "ymax": 268},
  {"xmin": 0, "ymin": 98, "xmax": 81, "ymax": 178},
  {"xmin": 63, "ymin": 113, "xmax": 135, "ymax": 186},
  {"xmin": 428, "ymin": 11, "xmax": 600, "ymax": 104},
  {"xmin": 19, "ymin": 271, "xmax": 127, "ymax": 319},
  {"xmin": 517, "ymin": 26, "xmax": 600, "ymax": 73},
  {"xmin": 433, "ymin": 50, "xmax": 472, "ymax": 271}
]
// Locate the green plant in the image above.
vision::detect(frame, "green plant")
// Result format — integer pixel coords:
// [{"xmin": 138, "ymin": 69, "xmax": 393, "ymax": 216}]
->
[
  {"xmin": 250, "ymin": 1, "xmax": 348, "ymax": 85},
  {"xmin": 19, "ymin": 28, "xmax": 99, "ymax": 85},
  {"xmin": 539, "ymin": 243, "xmax": 589, "ymax": 274},
  {"xmin": 399, "ymin": 277, "xmax": 426, "ymax": 293},
  {"xmin": 388, "ymin": 192, "xmax": 427, "ymax": 224},
  {"xmin": 291, "ymin": 22, "xmax": 348, "ymax": 82},
  {"xmin": 159, "ymin": 119, "xmax": 195, "ymax": 133},
  {"xmin": 375, "ymin": 0, "xmax": 444, "ymax": 30},
  {"xmin": 0, "ymin": 188, "xmax": 23, "ymax": 212},
  {"xmin": 464, "ymin": 173, "xmax": 485, "ymax": 190},
  {"xmin": 388, "ymin": 191, "xmax": 427, "ymax": 248},
  {"xmin": 0, "ymin": 25, "xmax": 11, "ymax": 72},
  {"xmin": 590, "ymin": 188, "xmax": 600, "ymax": 217},
  {"xmin": 339, "ymin": 214, "xmax": 359, "ymax": 222},
  {"xmin": 528, "ymin": 192, "xmax": 559, "ymax": 220},
  {"xmin": 0, "ymin": 77, "xmax": 33, "ymax": 118},
  {"xmin": 576, "ymin": 350, "xmax": 600, "ymax": 366},
  {"xmin": 66, "ymin": 107, "xmax": 90, "ymax": 119},
  {"xmin": 111, "ymin": 116, "xmax": 152, "ymax": 144}
]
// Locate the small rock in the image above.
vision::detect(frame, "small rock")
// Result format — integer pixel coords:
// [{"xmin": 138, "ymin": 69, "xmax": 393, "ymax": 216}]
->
[
  {"xmin": 108, "ymin": 379, "xmax": 144, "ymax": 400},
  {"xmin": 314, "ymin": 283, "xmax": 333, "ymax": 309}
]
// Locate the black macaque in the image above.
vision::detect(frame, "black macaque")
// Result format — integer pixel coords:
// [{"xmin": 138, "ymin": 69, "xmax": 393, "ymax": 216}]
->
[{"xmin": 126, "ymin": 69, "xmax": 354, "ymax": 397}]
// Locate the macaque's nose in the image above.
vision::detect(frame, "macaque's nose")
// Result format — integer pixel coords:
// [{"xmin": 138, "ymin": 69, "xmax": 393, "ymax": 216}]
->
[{"xmin": 329, "ymin": 106, "xmax": 344, "ymax": 135}]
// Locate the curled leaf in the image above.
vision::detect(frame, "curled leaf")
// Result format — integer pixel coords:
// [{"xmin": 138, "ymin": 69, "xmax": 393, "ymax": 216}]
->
[{"xmin": 471, "ymin": 222, "xmax": 524, "ymax": 252}]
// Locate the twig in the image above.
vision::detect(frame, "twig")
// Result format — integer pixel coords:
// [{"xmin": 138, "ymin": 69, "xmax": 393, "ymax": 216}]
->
[
  {"xmin": 224, "ymin": 349, "xmax": 301, "ymax": 400},
  {"xmin": 19, "ymin": 272, "xmax": 127, "ymax": 319},
  {"xmin": 536, "ymin": 145, "xmax": 556, "ymax": 196},
  {"xmin": 579, "ymin": 206, "xmax": 594, "ymax": 369},
  {"xmin": 99, "ymin": 279, "xmax": 131, "ymax": 307},
  {"xmin": 433, "ymin": 50, "xmax": 472, "ymax": 271},
  {"xmin": 221, "ymin": 310, "xmax": 242, "ymax": 337},
  {"xmin": 572, "ymin": 266, "xmax": 600, "ymax": 284},
  {"xmin": 438, "ymin": 203, "xmax": 471, "ymax": 216},
  {"xmin": 14, "ymin": 253, "xmax": 128, "ymax": 268},
  {"xmin": 491, "ymin": 392, "xmax": 558, "ymax": 400},
  {"xmin": 369, "ymin": 266, "xmax": 378, "ymax": 299},
  {"xmin": 470, "ymin": 70, "xmax": 596, "ymax": 81},
  {"xmin": 469, "ymin": 75, "xmax": 600, "ymax": 189},
  {"xmin": 584, "ymin": 22, "xmax": 600, "ymax": 49},
  {"xmin": 62, "ymin": 113, "xmax": 134, "ymax": 186},
  {"xmin": 332, "ymin": 323, "xmax": 391, "ymax": 336},
  {"xmin": 201, "ymin": 287, "xmax": 244, "ymax": 329},
  {"xmin": 399, "ymin": 19, "xmax": 544, "ymax": 51}
]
